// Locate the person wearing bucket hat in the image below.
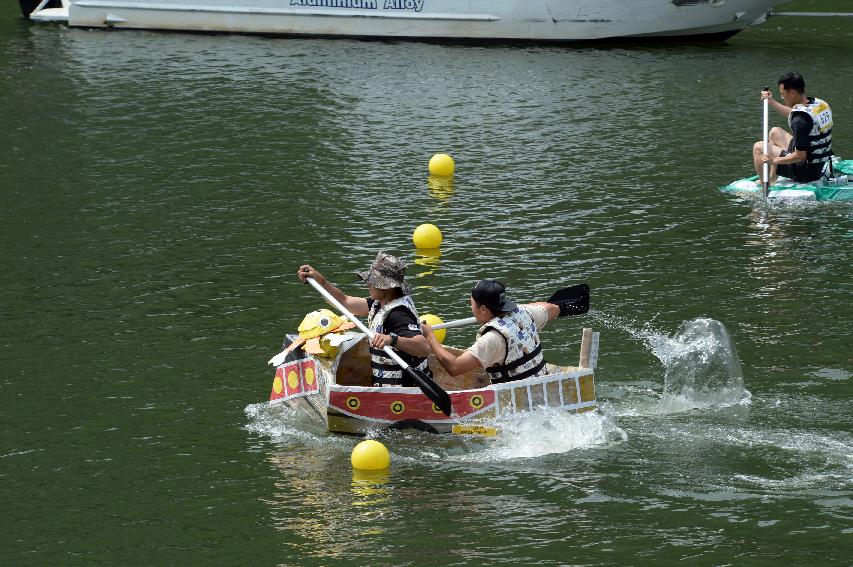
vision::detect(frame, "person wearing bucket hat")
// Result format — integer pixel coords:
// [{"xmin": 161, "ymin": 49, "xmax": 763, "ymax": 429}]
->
[
  {"xmin": 297, "ymin": 252, "xmax": 433, "ymax": 387},
  {"xmin": 421, "ymin": 279, "xmax": 559, "ymax": 384}
]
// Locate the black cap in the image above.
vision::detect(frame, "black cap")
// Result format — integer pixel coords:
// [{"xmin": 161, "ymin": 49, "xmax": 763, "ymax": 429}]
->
[{"xmin": 471, "ymin": 279, "xmax": 517, "ymax": 313}]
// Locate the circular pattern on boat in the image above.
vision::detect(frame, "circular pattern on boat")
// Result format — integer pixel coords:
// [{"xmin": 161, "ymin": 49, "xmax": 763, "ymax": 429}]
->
[{"xmin": 287, "ymin": 370, "xmax": 299, "ymax": 390}]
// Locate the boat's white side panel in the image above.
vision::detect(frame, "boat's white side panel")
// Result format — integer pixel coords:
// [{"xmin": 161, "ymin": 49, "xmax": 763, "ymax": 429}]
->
[
  {"xmin": 29, "ymin": 0, "xmax": 70, "ymax": 21},
  {"xmin": 30, "ymin": 7, "xmax": 70, "ymax": 21},
  {"xmin": 65, "ymin": 0, "xmax": 785, "ymax": 40}
]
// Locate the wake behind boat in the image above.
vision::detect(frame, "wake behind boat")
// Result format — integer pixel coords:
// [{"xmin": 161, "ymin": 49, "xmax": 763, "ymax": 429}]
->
[{"xmin": 22, "ymin": 0, "xmax": 789, "ymax": 42}]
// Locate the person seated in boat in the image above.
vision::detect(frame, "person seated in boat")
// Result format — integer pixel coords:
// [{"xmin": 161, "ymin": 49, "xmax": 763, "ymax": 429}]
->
[
  {"xmin": 421, "ymin": 279, "xmax": 559, "ymax": 384},
  {"xmin": 297, "ymin": 251, "xmax": 433, "ymax": 388},
  {"xmin": 754, "ymin": 71, "xmax": 833, "ymax": 185}
]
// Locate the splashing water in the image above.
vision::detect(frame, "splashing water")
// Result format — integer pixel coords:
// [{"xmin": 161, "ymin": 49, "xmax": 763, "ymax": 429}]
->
[
  {"xmin": 247, "ymin": 399, "xmax": 625, "ymax": 461},
  {"xmin": 245, "ymin": 401, "xmax": 335, "ymax": 444},
  {"xmin": 655, "ymin": 318, "xmax": 751, "ymax": 410},
  {"xmin": 590, "ymin": 311, "xmax": 751, "ymax": 412},
  {"xmin": 445, "ymin": 409, "xmax": 627, "ymax": 463}
]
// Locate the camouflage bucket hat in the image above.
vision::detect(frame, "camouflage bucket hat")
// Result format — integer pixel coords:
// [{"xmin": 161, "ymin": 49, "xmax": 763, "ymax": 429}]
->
[{"xmin": 356, "ymin": 252, "xmax": 412, "ymax": 295}]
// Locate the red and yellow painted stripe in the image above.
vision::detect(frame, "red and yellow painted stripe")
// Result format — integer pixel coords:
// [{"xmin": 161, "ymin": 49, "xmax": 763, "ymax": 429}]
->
[{"xmin": 270, "ymin": 358, "xmax": 318, "ymax": 402}]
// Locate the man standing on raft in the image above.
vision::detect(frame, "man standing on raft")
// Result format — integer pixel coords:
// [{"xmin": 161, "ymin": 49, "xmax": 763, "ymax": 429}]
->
[
  {"xmin": 421, "ymin": 279, "xmax": 558, "ymax": 382},
  {"xmin": 754, "ymin": 71, "xmax": 833, "ymax": 186}
]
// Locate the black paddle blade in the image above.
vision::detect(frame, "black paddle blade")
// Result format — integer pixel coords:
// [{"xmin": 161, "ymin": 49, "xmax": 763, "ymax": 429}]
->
[
  {"xmin": 404, "ymin": 366, "xmax": 452, "ymax": 416},
  {"xmin": 547, "ymin": 283, "xmax": 590, "ymax": 317}
]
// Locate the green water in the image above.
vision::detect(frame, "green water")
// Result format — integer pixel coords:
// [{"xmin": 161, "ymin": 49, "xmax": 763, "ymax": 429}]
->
[{"xmin": 1, "ymin": 6, "xmax": 851, "ymax": 565}]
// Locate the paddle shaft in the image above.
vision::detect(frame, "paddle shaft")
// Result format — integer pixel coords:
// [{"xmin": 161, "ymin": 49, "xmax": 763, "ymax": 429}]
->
[
  {"xmin": 763, "ymin": 86, "xmax": 770, "ymax": 198},
  {"xmin": 430, "ymin": 283, "xmax": 590, "ymax": 330},
  {"xmin": 432, "ymin": 317, "xmax": 477, "ymax": 330},
  {"xmin": 306, "ymin": 277, "xmax": 414, "ymax": 370},
  {"xmin": 305, "ymin": 277, "xmax": 452, "ymax": 415}
]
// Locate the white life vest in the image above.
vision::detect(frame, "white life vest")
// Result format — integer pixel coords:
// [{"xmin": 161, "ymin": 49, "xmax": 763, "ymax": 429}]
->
[
  {"xmin": 789, "ymin": 97, "xmax": 833, "ymax": 166},
  {"xmin": 476, "ymin": 307, "xmax": 547, "ymax": 383},
  {"xmin": 367, "ymin": 295, "xmax": 431, "ymax": 386}
]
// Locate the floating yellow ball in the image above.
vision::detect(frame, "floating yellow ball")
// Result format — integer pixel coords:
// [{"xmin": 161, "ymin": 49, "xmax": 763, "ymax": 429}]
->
[
  {"xmin": 429, "ymin": 153, "xmax": 455, "ymax": 177},
  {"xmin": 413, "ymin": 223, "xmax": 442, "ymax": 249},
  {"xmin": 420, "ymin": 313, "xmax": 446, "ymax": 344},
  {"xmin": 351, "ymin": 440, "xmax": 390, "ymax": 470}
]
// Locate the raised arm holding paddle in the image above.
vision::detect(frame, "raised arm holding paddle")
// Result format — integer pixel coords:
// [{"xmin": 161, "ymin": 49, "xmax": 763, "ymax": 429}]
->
[
  {"xmin": 421, "ymin": 280, "xmax": 590, "ymax": 383},
  {"xmin": 297, "ymin": 252, "xmax": 435, "ymax": 390}
]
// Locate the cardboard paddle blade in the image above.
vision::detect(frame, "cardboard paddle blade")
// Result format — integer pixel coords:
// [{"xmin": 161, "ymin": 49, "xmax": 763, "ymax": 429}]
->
[
  {"xmin": 547, "ymin": 283, "xmax": 590, "ymax": 317},
  {"xmin": 404, "ymin": 366, "xmax": 452, "ymax": 416}
]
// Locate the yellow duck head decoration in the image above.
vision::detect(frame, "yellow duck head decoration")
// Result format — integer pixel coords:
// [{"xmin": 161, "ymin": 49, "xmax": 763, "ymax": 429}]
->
[
  {"xmin": 297, "ymin": 309, "xmax": 347, "ymax": 340},
  {"xmin": 268, "ymin": 309, "xmax": 358, "ymax": 365}
]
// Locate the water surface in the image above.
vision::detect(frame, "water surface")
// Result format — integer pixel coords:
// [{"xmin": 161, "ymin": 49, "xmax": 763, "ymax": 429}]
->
[{"xmin": 1, "ymin": 7, "xmax": 851, "ymax": 564}]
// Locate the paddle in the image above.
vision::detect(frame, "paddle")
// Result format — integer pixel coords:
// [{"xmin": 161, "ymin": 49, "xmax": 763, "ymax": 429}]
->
[
  {"xmin": 430, "ymin": 283, "xmax": 590, "ymax": 330},
  {"xmin": 548, "ymin": 282, "xmax": 590, "ymax": 316},
  {"xmin": 304, "ymin": 277, "xmax": 452, "ymax": 416},
  {"xmin": 762, "ymin": 85, "xmax": 770, "ymax": 198}
]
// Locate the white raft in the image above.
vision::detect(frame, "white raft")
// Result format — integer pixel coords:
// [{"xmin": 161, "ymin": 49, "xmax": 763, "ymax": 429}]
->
[{"xmin": 720, "ymin": 159, "xmax": 853, "ymax": 203}]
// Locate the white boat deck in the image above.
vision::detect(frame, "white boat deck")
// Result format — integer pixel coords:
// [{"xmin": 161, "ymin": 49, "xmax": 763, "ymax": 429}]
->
[
  {"xmin": 29, "ymin": 0, "xmax": 69, "ymax": 21},
  {"xmin": 26, "ymin": 0, "xmax": 787, "ymax": 42}
]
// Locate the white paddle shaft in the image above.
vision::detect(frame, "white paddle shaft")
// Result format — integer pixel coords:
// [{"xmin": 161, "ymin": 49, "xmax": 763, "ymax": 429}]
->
[
  {"xmin": 763, "ymin": 93, "xmax": 769, "ymax": 195},
  {"xmin": 429, "ymin": 283, "xmax": 588, "ymax": 330},
  {"xmin": 431, "ymin": 317, "xmax": 477, "ymax": 330},
  {"xmin": 306, "ymin": 277, "xmax": 415, "ymax": 371}
]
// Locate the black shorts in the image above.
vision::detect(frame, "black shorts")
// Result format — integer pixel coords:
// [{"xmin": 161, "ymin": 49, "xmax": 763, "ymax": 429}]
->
[{"xmin": 777, "ymin": 140, "xmax": 824, "ymax": 183}]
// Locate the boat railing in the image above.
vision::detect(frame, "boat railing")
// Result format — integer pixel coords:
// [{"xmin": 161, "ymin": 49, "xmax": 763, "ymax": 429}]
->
[{"xmin": 486, "ymin": 327, "xmax": 599, "ymax": 417}]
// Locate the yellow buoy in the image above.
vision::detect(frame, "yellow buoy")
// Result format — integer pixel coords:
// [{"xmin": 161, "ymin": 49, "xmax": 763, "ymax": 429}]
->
[
  {"xmin": 429, "ymin": 153, "xmax": 455, "ymax": 177},
  {"xmin": 420, "ymin": 313, "xmax": 446, "ymax": 344},
  {"xmin": 351, "ymin": 440, "xmax": 390, "ymax": 470},
  {"xmin": 413, "ymin": 223, "xmax": 443, "ymax": 249}
]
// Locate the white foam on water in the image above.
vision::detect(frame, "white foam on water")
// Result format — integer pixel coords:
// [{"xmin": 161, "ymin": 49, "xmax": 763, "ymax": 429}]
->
[
  {"xmin": 733, "ymin": 471, "xmax": 848, "ymax": 492},
  {"xmin": 246, "ymin": 402, "xmax": 627, "ymax": 469},
  {"xmin": 637, "ymin": 412, "xmax": 853, "ymax": 494},
  {"xmin": 811, "ymin": 367, "xmax": 851, "ymax": 381},
  {"xmin": 731, "ymin": 428, "xmax": 853, "ymax": 489},
  {"xmin": 244, "ymin": 401, "xmax": 332, "ymax": 444},
  {"xmin": 445, "ymin": 408, "xmax": 626, "ymax": 463}
]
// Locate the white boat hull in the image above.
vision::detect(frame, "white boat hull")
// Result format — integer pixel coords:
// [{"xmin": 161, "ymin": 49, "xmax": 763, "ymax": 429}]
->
[{"xmin": 35, "ymin": 0, "xmax": 787, "ymax": 41}]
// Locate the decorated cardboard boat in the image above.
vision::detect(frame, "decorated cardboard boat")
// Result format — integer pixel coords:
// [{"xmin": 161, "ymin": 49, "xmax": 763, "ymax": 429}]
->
[
  {"xmin": 268, "ymin": 328, "xmax": 599, "ymax": 436},
  {"xmin": 719, "ymin": 158, "xmax": 853, "ymax": 203}
]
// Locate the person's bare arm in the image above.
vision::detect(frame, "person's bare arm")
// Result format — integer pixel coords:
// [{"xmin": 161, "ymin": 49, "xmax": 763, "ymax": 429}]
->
[
  {"xmin": 370, "ymin": 333, "xmax": 431, "ymax": 358},
  {"xmin": 523, "ymin": 301, "xmax": 559, "ymax": 321},
  {"xmin": 297, "ymin": 264, "xmax": 368, "ymax": 316},
  {"xmin": 421, "ymin": 324, "xmax": 484, "ymax": 377},
  {"xmin": 762, "ymin": 90, "xmax": 793, "ymax": 118},
  {"xmin": 767, "ymin": 149, "xmax": 807, "ymax": 165}
]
